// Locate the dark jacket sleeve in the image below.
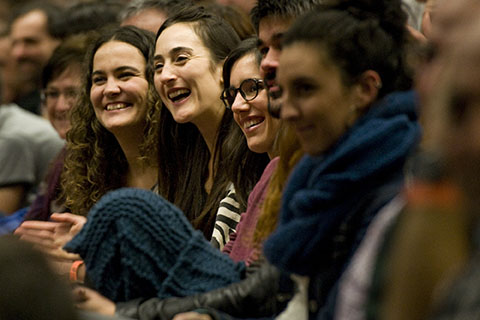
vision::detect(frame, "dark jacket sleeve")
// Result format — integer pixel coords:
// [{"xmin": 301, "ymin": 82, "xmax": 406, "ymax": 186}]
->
[{"xmin": 115, "ymin": 260, "xmax": 293, "ymax": 320}]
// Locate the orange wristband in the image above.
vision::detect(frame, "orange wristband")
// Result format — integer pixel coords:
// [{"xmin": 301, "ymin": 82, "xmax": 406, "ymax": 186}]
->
[{"xmin": 69, "ymin": 260, "xmax": 84, "ymax": 283}]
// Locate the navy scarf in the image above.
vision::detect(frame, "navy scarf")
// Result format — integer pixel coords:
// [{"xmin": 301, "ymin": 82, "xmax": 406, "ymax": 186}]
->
[{"xmin": 263, "ymin": 91, "xmax": 421, "ymax": 276}]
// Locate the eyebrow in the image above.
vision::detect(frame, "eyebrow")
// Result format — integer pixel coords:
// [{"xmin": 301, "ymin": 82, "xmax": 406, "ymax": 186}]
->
[
  {"xmin": 154, "ymin": 46, "xmax": 193, "ymax": 61},
  {"xmin": 91, "ymin": 66, "xmax": 142, "ymax": 77}
]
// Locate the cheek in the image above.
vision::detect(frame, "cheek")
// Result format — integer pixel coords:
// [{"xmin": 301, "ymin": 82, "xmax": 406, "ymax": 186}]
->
[{"xmin": 233, "ymin": 112, "xmax": 242, "ymax": 128}]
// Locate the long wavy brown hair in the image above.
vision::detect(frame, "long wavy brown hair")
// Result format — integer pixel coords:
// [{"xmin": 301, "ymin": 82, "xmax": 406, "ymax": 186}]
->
[{"xmin": 61, "ymin": 26, "xmax": 160, "ymax": 217}]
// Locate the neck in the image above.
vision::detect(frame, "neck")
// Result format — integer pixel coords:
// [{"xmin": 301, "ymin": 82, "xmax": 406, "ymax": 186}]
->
[
  {"xmin": 114, "ymin": 128, "xmax": 157, "ymax": 190},
  {"xmin": 193, "ymin": 104, "xmax": 225, "ymax": 193}
]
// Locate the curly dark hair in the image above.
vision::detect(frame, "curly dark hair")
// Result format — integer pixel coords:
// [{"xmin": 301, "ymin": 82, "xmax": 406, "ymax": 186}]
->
[{"xmin": 62, "ymin": 26, "xmax": 159, "ymax": 216}]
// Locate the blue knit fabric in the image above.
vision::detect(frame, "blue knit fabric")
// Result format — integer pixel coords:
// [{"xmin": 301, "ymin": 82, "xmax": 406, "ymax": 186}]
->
[
  {"xmin": 263, "ymin": 90, "xmax": 421, "ymax": 276},
  {"xmin": 64, "ymin": 188, "xmax": 244, "ymax": 302}
]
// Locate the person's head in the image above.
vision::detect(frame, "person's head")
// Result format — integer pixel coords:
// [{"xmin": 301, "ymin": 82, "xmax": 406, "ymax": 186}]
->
[
  {"xmin": 41, "ymin": 34, "xmax": 92, "ymax": 139},
  {"xmin": 422, "ymin": 18, "xmax": 480, "ymax": 207},
  {"xmin": 84, "ymin": 26, "xmax": 157, "ymax": 137},
  {"xmin": 203, "ymin": 3, "xmax": 255, "ymax": 40},
  {"xmin": 222, "ymin": 37, "xmax": 280, "ymax": 158},
  {"xmin": 63, "ymin": 25, "xmax": 158, "ymax": 217},
  {"xmin": 250, "ymin": 0, "xmax": 321, "ymax": 116},
  {"xmin": 0, "ymin": 235, "xmax": 78, "ymax": 320},
  {"xmin": 61, "ymin": 1, "xmax": 121, "ymax": 37},
  {"xmin": 120, "ymin": 0, "xmax": 193, "ymax": 34},
  {"xmin": 278, "ymin": 0, "xmax": 410, "ymax": 156},
  {"xmin": 154, "ymin": 5, "xmax": 240, "ymax": 130},
  {"xmin": 9, "ymin": 2, "xmax": 63, "ymax": 84}
]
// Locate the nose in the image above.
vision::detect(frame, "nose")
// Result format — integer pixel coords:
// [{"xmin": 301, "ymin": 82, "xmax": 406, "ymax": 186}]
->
[
  {"xmin": 104, "ymin": 78, "xmax": 120, "ymax": 97},
  {"xmin": 231, "ymin": 92, "xmax": 249, "ymax": 113},
  {"xmin": 56, "ymin": 93, "xmax": 73, "ymax": 112},
  {"xmin": 157, "ymin": 63, "xmax": 177, "ymax": 85},
  {"xmin": 260, "ymin": 47, "xmax": 280, "ymax": 78},
  {"xmin": 11, "ymin": 41, "xmax": 27, "ymax": 61}
]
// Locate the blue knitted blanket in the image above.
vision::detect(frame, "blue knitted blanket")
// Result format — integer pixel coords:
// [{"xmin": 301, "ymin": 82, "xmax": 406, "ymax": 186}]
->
[
  {"xmin": 263, "ymin": 90, "xmax": 421, "ymax": 276},
  {"xmin": 65, "ymin": 188, "xmax": 244, "ymax": 302}
]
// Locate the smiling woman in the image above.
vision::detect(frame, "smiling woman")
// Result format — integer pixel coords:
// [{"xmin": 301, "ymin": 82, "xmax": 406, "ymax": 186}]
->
[{"xmin": 63, "ymin": 25, "xmax": 159, "ymax": 217}]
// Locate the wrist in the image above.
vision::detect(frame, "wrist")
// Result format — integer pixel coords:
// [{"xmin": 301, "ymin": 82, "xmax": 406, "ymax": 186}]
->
[{"xmin": 70, "ymin": 260, "xmax": 85, "ymax": 284}]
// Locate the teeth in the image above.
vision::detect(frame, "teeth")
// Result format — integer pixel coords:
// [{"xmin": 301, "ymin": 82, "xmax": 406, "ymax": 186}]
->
[
  {"xmin": 168, "ymin": 89, "xmax": 189, "ymax": 100},
  {"xmin": 244, "ymin": 119, "xmax": 263, "ymax": 129},
  {"xmin": 106, "ymin": 103, "xmax": 128, "ymax": 111}
]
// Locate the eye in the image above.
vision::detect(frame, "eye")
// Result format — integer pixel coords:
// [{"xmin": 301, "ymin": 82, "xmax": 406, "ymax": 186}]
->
[
  {"xmin": 259, "ymin": 46, "xmax": 268, "ymax": 58},
  {"xmin": 154, "ymin": 61, "xmax": 164, "ymax": 72},
  {"xmin": 291, "ymin": 81, "xmax": 316, "ymax": 98},
  {"xmin": 174, "ymin": 55, "xmax": 189, "ymax": 64},
  {"xmin": 119, "ymin": 71, "xmax": 135, "ymax": 80},
  {"xmin": 92, "ymin": 76, "xmax": 106, "ymax": 85}
]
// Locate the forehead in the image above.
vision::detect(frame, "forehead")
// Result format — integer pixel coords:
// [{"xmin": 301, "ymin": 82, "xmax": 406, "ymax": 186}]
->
[
  {"xmin": 11, "ymin": 10, "xmax": 48, "ymax": 37},
  {"xmin": 94, "ymin": 40, "xmax": 145, "ymax": 68},
  {"xmin": 155, "ymin": 22, "xmax": 206, "ymax": 54},
  {"xmin": 230, "ymin": 54, "xmax": 260, "ymax": 84},
  {"xmin": 279, "ymin": 42, "xmax": 334, "ymax": 80},
  {"xmin": 258, "ymin": 16, "xmax": 293, "ymax": 45},
  {"xmin": 48, "ymin": 65, "xmax": 82, "ymax": 87}
]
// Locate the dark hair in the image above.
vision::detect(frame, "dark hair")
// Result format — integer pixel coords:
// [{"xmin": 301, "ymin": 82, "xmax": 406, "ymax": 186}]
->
[
  {"xmin": 120, "ymin": 0, "xmax": 194, "ymax": 21},
  {"xmin": 250, "ymin": 0, "xmax": 322, "ymax": 32},
  {"xmin": 10, "ymin": 1, "xmax": 65, "ymax": 38},
  {"xmin": 62, "ymin": 26, "xmax": 159, "ymax": 216},
  {"xmin": 0, "ymin": 235, "xmax": 78, "ymax": 320},
  {"xmin": 155, "ymin": 6, "xmax": 241, "ymax": 237},
  {"xmin": 41, "ymin": 33, "xmax": 94, "ymax": 89},
  {"xmin": 203, "ymin": 3, "xmax": 255, "ymax": 40},
  {"xmin": 221, "ymin": 37, "xmax": 269, "ymax": 211},
  {"xmin": 282, "ymin": 0, "xmax": 412, "ymax": 96},
  {"xmin": 60, "ymin": 1, "xmax": 122, "ymax": 38}
]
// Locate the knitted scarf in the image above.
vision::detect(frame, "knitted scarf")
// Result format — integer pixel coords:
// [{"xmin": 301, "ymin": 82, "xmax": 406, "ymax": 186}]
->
[
  {"xmin": 263, "ymin": 91, "xmax": 421, "ymax": 276},
  {"xmin": 65, "ymin": 188, "xmax": 244, "ymax": 302}
]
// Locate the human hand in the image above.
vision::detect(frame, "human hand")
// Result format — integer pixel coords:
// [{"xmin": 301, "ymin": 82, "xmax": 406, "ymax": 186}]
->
[
  {"xmin": 173, "ymin": 312, "xmax": 213, "ymax": 320},
  {"xmin": 14, "ymin": 218, "xmax": 80, "ymax": 260},
  {"xmin": 50, "ymin": 212, "xmax": 87, "ymax": 247},
  {"xmin": 73, "ymin": 286, "xmax": 116, "ymax": 316}
]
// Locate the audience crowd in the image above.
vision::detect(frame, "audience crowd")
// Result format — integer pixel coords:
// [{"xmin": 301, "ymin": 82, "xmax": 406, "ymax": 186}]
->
[{"xmin": 1, "ymin": 0, "xmax": 480, "ymax": 319}]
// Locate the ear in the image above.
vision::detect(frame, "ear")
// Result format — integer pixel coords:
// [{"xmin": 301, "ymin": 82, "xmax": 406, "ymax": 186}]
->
[{"xmin": 354, "ymin": 70, "xmax": 382, "ymax": 111}]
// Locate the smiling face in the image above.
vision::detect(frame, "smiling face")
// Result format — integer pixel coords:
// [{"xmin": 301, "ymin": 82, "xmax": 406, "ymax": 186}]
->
[
  {"xmin": 153, "ymin": 22, "xmax": 225, "ymax": 131},
  {"xmin": 230, "ymin": 53, "xmax": 280, "ymax": 157},
  {"xmin": 90, "ymin": 40, "xmax": 149, "ymax": 135},
  {"xmin": 44, "ymin": 65, "xmax": 82, "ymax": 139},
  {"xmin": 278, "ymin": 42, "xmax": 359, "ymax": 156}
]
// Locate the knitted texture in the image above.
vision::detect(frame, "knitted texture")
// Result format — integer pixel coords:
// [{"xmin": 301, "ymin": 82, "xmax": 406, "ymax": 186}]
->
[
  {"xmin": 64, "ymin": 188, "xmax": 244, "ymax": 302},
  {"xmin": 264, "ymin": 90, "xmax": 421, "ymax": 276}
]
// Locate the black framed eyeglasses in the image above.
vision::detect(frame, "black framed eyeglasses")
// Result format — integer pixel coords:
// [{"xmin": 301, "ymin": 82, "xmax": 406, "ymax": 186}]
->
[{"xmin": 221, "ymin": 78, "xmax": 265, "ymax": 109}]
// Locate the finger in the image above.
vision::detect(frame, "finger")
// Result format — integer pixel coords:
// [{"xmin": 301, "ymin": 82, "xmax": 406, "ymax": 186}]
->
[
  {"xmin": 18, "ymin": 234, "xmax": 58, "ymax": 248},
  {"xmin": 17, "ymin": 228, "xmax": 56, "ymax": 240},
  {"xmin": 51, "ymin": 213, "xmax": 86, "ymax": 225},
  {"xmin": 16, "ymin": 220, "xmax": 60, "ymax": 231}
]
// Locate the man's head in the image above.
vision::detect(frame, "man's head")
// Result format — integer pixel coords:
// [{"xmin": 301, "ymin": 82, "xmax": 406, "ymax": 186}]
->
[
  {"xmin": 120, "ymin": 0, "xmax": 193, "ymax": 34},
  {"xmin": 250, "ymin": 0, "xmax": 321, "ymax": 117},
  {"xmin": 9, "ymin": 2, "xmax": 63, "ymax": 84}
]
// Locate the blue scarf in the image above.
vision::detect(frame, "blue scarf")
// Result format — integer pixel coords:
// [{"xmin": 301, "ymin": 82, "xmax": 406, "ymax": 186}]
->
[{"xmin": 263, "ymin": 91, "xmax": 421, "ymax": 276}]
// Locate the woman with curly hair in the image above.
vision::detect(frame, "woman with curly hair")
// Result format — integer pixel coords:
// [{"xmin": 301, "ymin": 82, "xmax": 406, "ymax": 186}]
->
[{"xmin": 15, "ymin": 25, "xmax": 160, "ymax": 275}]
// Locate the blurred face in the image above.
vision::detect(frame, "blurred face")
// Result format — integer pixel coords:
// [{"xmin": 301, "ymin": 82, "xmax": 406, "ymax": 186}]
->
[
  {"xmin": 10, "ymin": 10, "xmax": 60, "ymax": 82},
  {"xmin": 44, "ymin": 65, "xmax": 82, "ymax": 139},
  {"xmin": 278, "ymin": 43, "xmax": 358, "ymax": 156},
  {"xmin": 121, "ymin": 8, "xmax": 167, "ymax": 34},
  {"xmin": 258, "ymin": 16, "xmax": 293, "ymax": 116},
  {"xmin": 229, "ymin": 53, "xmax": 280, "ymax": 157},
  {"xmin": 90, "ymin": 41, "xmax": 149, "ymax": 135},
  {"xmin": 153, "ymin": 23, "xmax": 224, "ymax": 130}
]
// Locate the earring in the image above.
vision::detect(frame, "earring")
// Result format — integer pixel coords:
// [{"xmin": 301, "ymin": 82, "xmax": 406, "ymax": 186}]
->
[{"xmin": 375, "ymin": 81, "xmax": 383, "ymax": 89}]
